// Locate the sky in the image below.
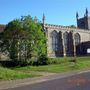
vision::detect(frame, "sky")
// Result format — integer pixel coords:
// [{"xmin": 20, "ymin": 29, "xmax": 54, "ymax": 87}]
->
[{"xmin": 0, "ymin": 0, "xmax": 90, "ymax": 26}]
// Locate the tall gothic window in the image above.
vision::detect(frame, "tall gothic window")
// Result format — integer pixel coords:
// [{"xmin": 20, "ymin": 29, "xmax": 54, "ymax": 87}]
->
[
  {"xmin": 74, "ymin": 33, "xmax": 81, "ymax": 46},
  {"xmin": 51, "ymin": 31, "xmax": 58, "ymax": 51},
  {"xmin": 63, "ymin": 32, "xmax": 69, "ymax": 51}
]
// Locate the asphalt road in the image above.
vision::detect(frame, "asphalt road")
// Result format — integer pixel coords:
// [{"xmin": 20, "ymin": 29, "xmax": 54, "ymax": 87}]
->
[{"xmin": 5, "ymin": 72, "xmax": 90, "ymax": 90}]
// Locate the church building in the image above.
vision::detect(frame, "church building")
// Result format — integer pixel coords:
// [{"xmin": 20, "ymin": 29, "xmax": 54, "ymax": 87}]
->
[
  {"xmin": 0, "ymin": 9, "xmax": 90, "ymax": 58},
  {"xmin": 42, "ymin": 9, "xmax": 90, "ymax": 57}
]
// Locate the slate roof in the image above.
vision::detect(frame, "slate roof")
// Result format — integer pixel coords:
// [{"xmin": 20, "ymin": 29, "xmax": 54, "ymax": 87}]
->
[{"xmin": 0, "ymin": 24, "xmax": 5, "ymax": 32}]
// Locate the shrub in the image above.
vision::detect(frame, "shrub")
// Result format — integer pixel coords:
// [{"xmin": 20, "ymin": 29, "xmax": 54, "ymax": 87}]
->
[
  {"xmin": 47, "ymin": 58, "xmax": 66, "ymax": 64},
  {"xmin": 36, "ymin": 55, "xmax": 48, "ymax": 65}
]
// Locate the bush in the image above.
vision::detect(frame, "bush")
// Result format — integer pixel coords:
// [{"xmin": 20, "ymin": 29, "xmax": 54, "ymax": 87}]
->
[
  {"xmin": 16, "ymin": 57, "xmax": 66, "ymax": 66},
  {"xmin": 47, "ymin": 58, "xmax": 66, "ymax": 64},
  {"xmin": 0, "ymin": 61, "xmax": 19, "ymax": 67},
  {"xmin": 0, "ymin": 57, "xmax": 69, "ymax": 67},
  {"xmin": 36, "ymin": 55, "xmax": 48, "ymax": 65},
  {"xmin": 17, "ymin": 58, "xmax": 37, "ymax": 66}
]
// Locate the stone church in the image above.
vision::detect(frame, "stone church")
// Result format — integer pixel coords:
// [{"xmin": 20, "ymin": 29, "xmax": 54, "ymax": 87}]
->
[
  {"xmin": 42, "ymin": 8, "xmax": 90, "ymax": 57},
  {"xmin": 0, "ymin": 9, "xmax": 90, "ymax": 58}
]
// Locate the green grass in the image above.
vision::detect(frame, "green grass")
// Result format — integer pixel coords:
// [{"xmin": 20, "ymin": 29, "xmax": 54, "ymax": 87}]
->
[
  {"xmin": 14, "ymin": 57, "xmax": 90, "ymax": 73},
  {"xmin": 0, "ymin": 67, "xmax": 41, "ymax": 81},
  {"xmin": 0, "ymin": 56, "xmax": 90, "ymax": 81}
]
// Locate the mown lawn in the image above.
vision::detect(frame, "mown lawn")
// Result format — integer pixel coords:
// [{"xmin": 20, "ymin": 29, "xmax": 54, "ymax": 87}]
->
[
  {"xmin": 0, "ymin": 67, "xmax": 41, "ymax": 81},
  {"xmin": 0, "ymin": 57, "xmax": 90, "ymax": 81},
  {"xmin": 14, "ymin": 57, "xmax": 90, "ymax": 73}
]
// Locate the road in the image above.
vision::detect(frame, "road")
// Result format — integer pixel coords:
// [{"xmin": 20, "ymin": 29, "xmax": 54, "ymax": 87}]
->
[{"xmin": 5, "ymin": 72, "xmax": 90, "ymax": 90}]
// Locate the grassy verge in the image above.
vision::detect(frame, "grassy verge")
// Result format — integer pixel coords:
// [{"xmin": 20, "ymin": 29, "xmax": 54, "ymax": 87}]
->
[
  {"xmin": 13, "ymin": 57, "xmax": 90, "ymax": 73},
  {"xmin": 0, "ymin": 67, "xmax": 41, "ymax": 81},
  {"xmin": 0, "ymin": 56, "xmax": 90, "ymax": 80}
]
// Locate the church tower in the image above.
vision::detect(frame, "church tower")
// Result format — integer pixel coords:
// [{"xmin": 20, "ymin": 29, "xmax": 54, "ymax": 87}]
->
[
  {"xmin": 77, "ymin": 8, "xmax": 90, "ymax": 30},
  {"xmin": 42, "ymin": 13, "xmax": 45, "ymax": 31},
  {"xmin": 76, "ymin": 12, "xmax": 79, "ymax": 20}
]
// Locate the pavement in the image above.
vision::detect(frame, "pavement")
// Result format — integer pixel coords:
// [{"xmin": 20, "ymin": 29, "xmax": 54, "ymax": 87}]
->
[{"xmin": 0, "ymin": 69, "xmax": 90, "ymax": 90}]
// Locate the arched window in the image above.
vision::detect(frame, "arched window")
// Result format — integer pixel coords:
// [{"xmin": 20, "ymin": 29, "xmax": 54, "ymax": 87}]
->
[
  {"xmin": 63, "ymin": 32, "xmax": 69, "ymax": 51},
  {"xmin": 51, "ymin": 31, "xmax": 58, "ymax": 51},
  {"xmin": 74, "ymin": 33, "xmax": 81, "ymax": 46}
]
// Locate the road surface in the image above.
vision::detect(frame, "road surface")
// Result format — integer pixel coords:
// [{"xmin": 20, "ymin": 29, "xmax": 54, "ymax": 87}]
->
[{"xmin": 5, "ymin": 72, "xmax": 90, "ymax": 90}]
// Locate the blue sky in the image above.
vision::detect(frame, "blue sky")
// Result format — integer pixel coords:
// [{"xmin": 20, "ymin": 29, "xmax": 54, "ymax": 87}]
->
[{"xmin": 0, "ymin": 0, "xmax": 90, "ymax": 26}]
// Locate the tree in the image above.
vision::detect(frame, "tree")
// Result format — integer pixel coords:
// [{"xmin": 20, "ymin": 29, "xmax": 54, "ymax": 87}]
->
[
  {"xmin": 1, "ymin": 15, "xmax": 46, "ymax": 65},
  {"xmin": 68, "ymin": 25, "xmax": 76, "ymax": 28},
  {"xmin": 0, "ymin": 32, "xmax": 4, "ymax": 59}
]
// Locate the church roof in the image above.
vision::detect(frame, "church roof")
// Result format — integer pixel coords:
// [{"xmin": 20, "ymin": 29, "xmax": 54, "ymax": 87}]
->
[{"xmin": 0, "ymin": 24, "xmax": 6, "ymax": 32}]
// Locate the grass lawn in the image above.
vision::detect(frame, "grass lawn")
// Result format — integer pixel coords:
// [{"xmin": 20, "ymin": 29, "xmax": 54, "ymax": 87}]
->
[
  {"xmin": 0, "ymin": 57, "xmax": 90, "ymax": 81},
  {"xmin": 0, "ymin": 67, "xmax": 41, "ymax": 81},
  {"xmin": 14, "ymin": 57, "xmax": 90, "ymax": 73}
]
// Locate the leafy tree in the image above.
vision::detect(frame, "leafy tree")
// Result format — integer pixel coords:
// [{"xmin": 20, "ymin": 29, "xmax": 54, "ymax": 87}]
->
[
  {"xmin": 1, "ymin": 15, "xmax": 46, "ymax": 65},
  {"xmin": 0, "ymin": 32, "xmax": 4, "ymax": 59},
  {"xmin": 68, "ymin": 25, "xmax": 76, "ymax": 28}
]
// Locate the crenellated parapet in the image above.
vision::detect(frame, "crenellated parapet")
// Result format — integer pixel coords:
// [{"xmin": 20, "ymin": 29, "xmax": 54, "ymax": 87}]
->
[
  {"xmin": 45, "ymin": 23, "xmax": 75, "ymax": 30},
  {"xmin": 44, "ymin": 23, "xmax": 90, "ymax": 33}
]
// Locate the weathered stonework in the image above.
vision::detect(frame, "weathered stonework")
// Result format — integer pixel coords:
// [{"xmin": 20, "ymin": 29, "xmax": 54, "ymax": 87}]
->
[
  {"xmin": 42, "ymin": 9, "xmax": 90, "ymax": 57},
  {"xmin": 44, "ymin": 24, "xmax": 90, "ymax": 57}
]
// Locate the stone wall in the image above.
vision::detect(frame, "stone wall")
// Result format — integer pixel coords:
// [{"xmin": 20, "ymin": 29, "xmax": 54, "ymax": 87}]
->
[{"xmin": 45, "ymin": 24, "xmax": 90, "ymax": 57}]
